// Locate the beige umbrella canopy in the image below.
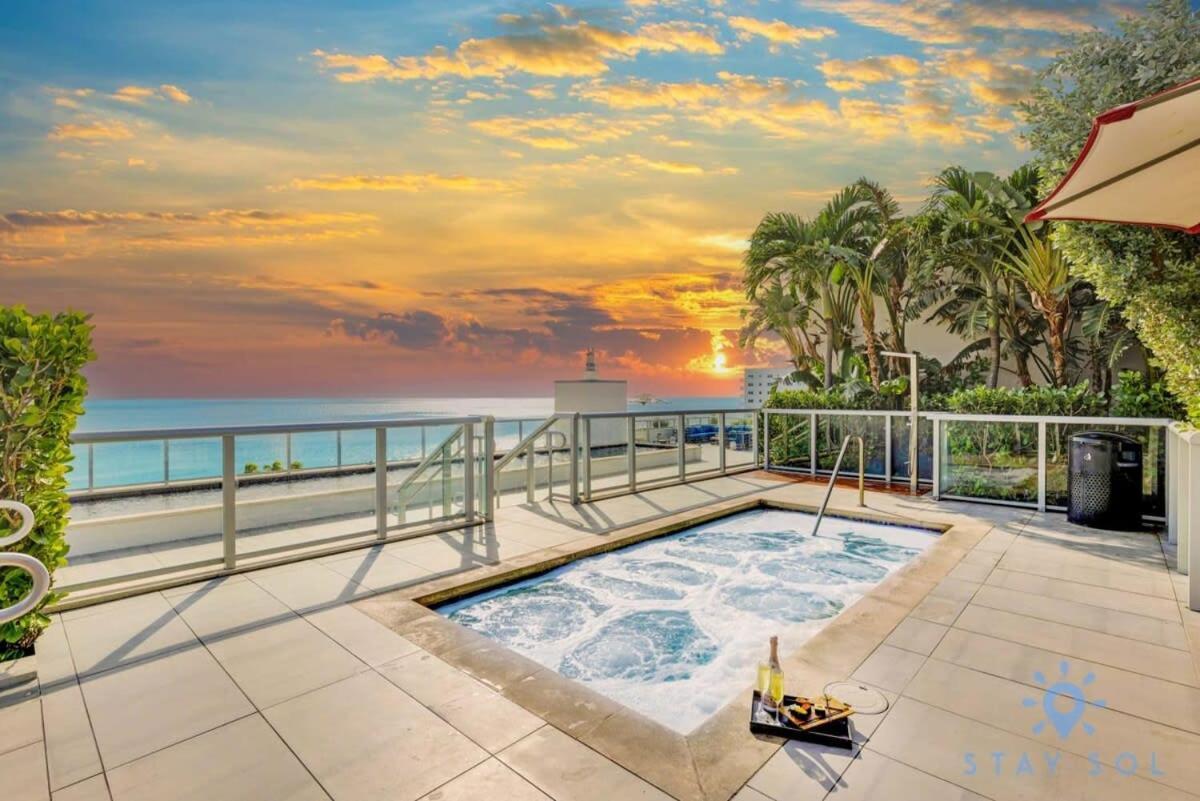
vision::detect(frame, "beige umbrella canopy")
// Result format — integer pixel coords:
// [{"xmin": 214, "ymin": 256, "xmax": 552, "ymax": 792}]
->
[{"xmin": 1026, "ymin": 76, "xmax": 1200, "ymax": 233}]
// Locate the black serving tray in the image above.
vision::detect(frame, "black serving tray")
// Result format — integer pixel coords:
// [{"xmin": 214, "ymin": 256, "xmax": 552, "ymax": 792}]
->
[{"xmin": 748, "ymin": 691, "xmax": 854, "ymax": 749}]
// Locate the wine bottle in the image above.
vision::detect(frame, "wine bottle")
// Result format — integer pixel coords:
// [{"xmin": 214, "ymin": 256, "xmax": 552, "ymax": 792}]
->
[{"xmin": 763, "ymin": 636, "xmax": 785, "ymax": 717}]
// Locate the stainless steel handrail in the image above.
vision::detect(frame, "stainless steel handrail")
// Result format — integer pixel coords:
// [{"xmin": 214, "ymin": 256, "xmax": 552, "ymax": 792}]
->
[
  {"xmin": 393, "ymin": 427, "xmax": 465, "ymax": 522},
  {"xmin": 811, "ymin": 435, "xmax": 865, "ymax": 537},
  {"xmin": 580, "ymin": 408, "xmax": 756, "ymax": 420},
  {"xmin": 492, "ymin": 415, "xmax": 564, "ymax": 474}
]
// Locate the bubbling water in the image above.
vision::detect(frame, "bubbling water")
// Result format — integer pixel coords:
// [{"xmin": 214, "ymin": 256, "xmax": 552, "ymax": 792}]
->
[{"xmin": 440, "ymin": 509, "xmax": 935, "ymax": 733}]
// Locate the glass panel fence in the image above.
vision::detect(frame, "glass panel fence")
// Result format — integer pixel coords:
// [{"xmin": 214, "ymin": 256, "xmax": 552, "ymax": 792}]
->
[
  {"xmin": 1044, "ymin": 422, "xmax": 1165, "ymax": 516},
  {"xmin": 767, "ymin": 412, "xmax": 810, "ymax": 470},
  {"xmin": 684, "ymin": 413, "xmax": 721, "ymax": 477},
  {"xmin": 586, "ymin": 417, "xmax": 633, "ymax": 496},
  {"xmin": 814, "ymin": 414, "xmax": 887, "ymax": 477},
  {"xmin": 890, "ymin": 415, "xmax": 934, "ymax": 483},
  {"xmin": 391, "ymin": 425, "xmax": 467, "ymax": 528},
  {"xmin": 634, "ymin": 415, "xmax": 681, "ymax": 487},
  {"xmin": 236, "ymin": 430, "xmax": 377, "ymax": 561},
  {"xmin": 289, "ymin": 430, "xmax": 339, "ymax": 472},
  {"xmin": 724, "ymin": 412, "xmax": 756, "ymax": 470},
  {"xmin": 940, "ymin": 419, "xmax": 1039, "ymax": 504}
]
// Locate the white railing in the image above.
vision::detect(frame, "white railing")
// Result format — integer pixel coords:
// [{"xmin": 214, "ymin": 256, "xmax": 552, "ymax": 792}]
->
[
  {"xmin": 1166, "ymin": 424, "xmax": 1199, "ymax": 610},
  {"xmin": 0, "ymin": 501, "xmax": 51, "ymax": 625},
  {"xmin": 63, "ymin": 416, "xmax": 489, "ymax": 593}
]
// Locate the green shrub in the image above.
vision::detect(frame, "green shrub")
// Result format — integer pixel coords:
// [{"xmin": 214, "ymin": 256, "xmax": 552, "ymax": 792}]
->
[
  {"xmin": 243, "ymin": 462, "xmax": 259, "ymax": 474},
  {"xmin": 940, "ymin": 383, "xmax": 1106, "ymax": 417},
  {"xmin": 289, "ymin": 460, "xmax": 303, "ymax": 470},
  {"xmin": 269, "ymin": 460, "xmax": 283, "ymax": 472},
  {"xmin": 0, "ymin": 306, "xmax": 94, "ymax": 659},
  {"xmin": 1110, "ymin": 371, "xmax": 1186, "ymax": 419}
]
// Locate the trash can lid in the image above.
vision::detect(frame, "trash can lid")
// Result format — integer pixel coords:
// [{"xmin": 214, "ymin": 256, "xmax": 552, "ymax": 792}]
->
[{"xmin": 1070, "ymin": 431, "xmax": 1140, "ymax": 446}]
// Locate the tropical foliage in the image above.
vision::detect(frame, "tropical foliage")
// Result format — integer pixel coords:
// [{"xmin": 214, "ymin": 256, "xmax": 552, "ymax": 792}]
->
[
  {"xmin": 1022, "ymin": 0, "xmax": 1200, "ymax": 422},
  {"xmin": 1, "ymin": 306, "xmax": 94, "ymax": 659}
]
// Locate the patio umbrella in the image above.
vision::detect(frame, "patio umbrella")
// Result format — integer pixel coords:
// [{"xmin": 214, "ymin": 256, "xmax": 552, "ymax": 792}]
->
[{"xmin": 1025, "ymin": 76, "xmax": 1200, "ymax": 233}]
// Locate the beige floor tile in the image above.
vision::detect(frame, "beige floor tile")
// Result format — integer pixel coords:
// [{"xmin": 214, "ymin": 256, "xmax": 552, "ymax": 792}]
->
[
  {"xmin": 41, "ymin": 680, "xmax": 104, "ymax": 790},
  {"xmin": 265, "ymin": 671, "xmax": 486, "ymax": 801},
  {"xmin": 970, "ymin": 584, "xmax": 1188, "ymax": 649},
  {"xmin": 379, "ymin": 651, "xmax": 543, "ymax": 753},
  {"xmin": 0, "ymin": 686, "xmax": 43, "ymax": 756},
  {"xmin": 986, "ymin": 568, "xmax": 1180, "ymax": 621},
  {"xmin": 2, "ymin": 740, "xmax": 50, "ymax": 801},
  {"xmin": 80, "ymin": 645, "xmax": 253, "ymax": 768},
  {"xmin": 386, "ymin": 535, "xmax": 500, "ymax": 573},
  {"xmin": 885, "ymin": 617, "xmax": 950, "ymax": 656},
  {"xmin": 929, "ymin": 577, "xmax": 981, "ymax": 602},
  {"xmin": 910, "ymin": 594, "xmax": 969, "ymax": 626},
  {"xmin": 953, "ymin": 605, "xmax": 1198, "ymax": 685},
  {"xmin": 852, "ymin": 645, "xmax": 926, "ymax": 694},
  {"xmin": 946, "ymin": 561, "xmax": 994, "ymax": 584},
  {"xmin": 931, "ymin": 628, "xmax": 1200, "ymax": 734},
  {"xmin": 833, "ymin": 748, "xmax": 987, "ymax": 800},
  {"xmin": 246, "ymin": 561, "xmax": 370, "ymax": 612},
  {"xmin": 158, "ymin": 575, "xmax": 248, "ymax": 601},
  {"xmin": 870, "ymin": 697, "xmax": 1193, "ymax": 801},
  {"xmin": 747, "ymin": 737, "xmax": 862, "ymax": 801},
  {"xmin": 323, "ymin": 550, "xmax": 432, "ymax": 592},
  {"xmin": 729, "ymin": 788, "xmax": 774, "ymax": 801},
  {"xmin": 417, "ymin": 758, "xmax": 550, "ymax": 801},
  {"xmin": 166, "ymin": 580, "xmax": 294, "ymax": 640},
  {"xmin": 63, "ymin": 593, "xmax": 199, "ymax": 677},
  {"xmin": 303, "ymin": 604, "xmax": 420, "ymax": 667},
  {"xmin": 498, "ymin": 725, "xmax": 673, "ymax": 801},
  {"xmin": 905, "ymin": 657, "xmax": 1200, "ymax": 796},
  {"xmin": 105, "ymin": 715, "xmax": 327, "ymax": 801},
  {"xmin": 995, "ymin": 554, "xmax": 1174, "ymax": 598},
  {"xmin": 52, "ymin": 775, "xmax": 110, "ymax": 801}
]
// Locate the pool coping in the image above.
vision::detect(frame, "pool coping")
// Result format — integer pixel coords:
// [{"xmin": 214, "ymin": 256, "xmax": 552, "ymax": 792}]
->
[{"xmin": 353, "ymin": 494, "xmax": 985, "ymax": 801}]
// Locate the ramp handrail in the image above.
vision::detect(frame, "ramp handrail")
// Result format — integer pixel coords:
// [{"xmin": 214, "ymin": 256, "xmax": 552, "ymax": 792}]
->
[
  {"xmin": 394, "ymin": 427, "xmax": 465, "ymax": 524},
  {"xmin": 811, "ymin": 436, "xmax": 865, "ymax": 536},
  {"xmin": 0, "ymin": 501, "xmax": 52, "ymax": 625}
]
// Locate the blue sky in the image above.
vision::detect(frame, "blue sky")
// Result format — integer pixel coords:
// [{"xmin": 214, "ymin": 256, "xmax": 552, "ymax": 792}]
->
[{"xmin": 1, "ymin": 1, "xmax": 1147, "ymax": 396}]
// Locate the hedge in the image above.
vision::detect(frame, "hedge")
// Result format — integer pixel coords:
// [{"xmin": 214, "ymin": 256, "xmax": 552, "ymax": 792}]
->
[{"xmin": 1, "ymin": 306, "xmax": 94, "ymax": 660}]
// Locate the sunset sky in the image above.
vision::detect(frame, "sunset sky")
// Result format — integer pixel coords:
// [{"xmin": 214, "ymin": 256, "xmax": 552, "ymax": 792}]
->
[{"xmin": 1, "ymin": 0, "xmax": 1141, "ymax": 398}]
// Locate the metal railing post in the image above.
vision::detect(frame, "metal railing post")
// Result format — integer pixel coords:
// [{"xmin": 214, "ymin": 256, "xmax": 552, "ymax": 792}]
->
[
  {"xmin": 582, "ymin": 418, "xmax": 592, "ymax": 501},
  {"xmin": 718, "ymin": 412, "xmax": 727, "ymax": 474},
  {"xmin": 1036, "ymin": 420, "xmax": 1047, "ymax": 513},
  {"xmin": 545, "ymin": 432, "xmax": 553, "ymax": 501},
  {"xmin": 909, "ymin": 354, "xmax": 920, "ymax": 496},
  {"xmin": 627, "ymin": 416, "xmax": 637, "ymax": 491},
  {"xmin": 336, "ymin": 430, "xmax": 343, "ymax": 468},
  {"xmin": 931, "ymin": 418, "xmax": 942, "ymax": 501},
  {"xmin": 884, "ymin": 415, "xmax": 893, "ymax": 485},
  {"xmin": 442, "ymin": 441, "xmax": 453, "ymax": 517},
  {"xmin": 285, "ymin": 433, "xmax": 292, "ymax": 474},
  {"xmin": 375, "ymin": 427, "xmax": 388, "ymax": 539},
  {"xmin": 163, "ymin": 440, "xmax": 170, "ymax": 485},
  {"xmin": 221, "ymin": 435, "xmax": 236, "ymax": 569},
  {"xmin": 463, "ymin": 422, "xmax": 475, "ymax": 520},
  {"xmin": 527, "ymin": 438, "xmax": 536, "ymax": 504},
  {"xmin": 482, "ymin": 417, "xmax": 495, "ymax": 521},
  {"xmin": 421, "ymin": 427, "xmax": 427, "ymax": 459},
  {"xmin": 677, "ymin": 414, "xmax": 686, "ymax": 480},
  {"xmin": 87, "ymin": 443, "xmax": 94, "ymax": 491},
  {"xmin": 568, "ymin": 414, "xmax": 580, "ymax": 504},
  {"xmin": 809, "ymin": 412, "xmax": 817, "ymax": 476},
  {"xmin": 762, "ymin": 411, "xmax": 770, "ymax": 471}
]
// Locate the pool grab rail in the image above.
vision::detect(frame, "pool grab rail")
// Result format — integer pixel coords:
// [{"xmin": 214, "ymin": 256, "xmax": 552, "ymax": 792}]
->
[
  {"xmin": 0, "ymin": 501, "xmax": 51, "ymax": 625},
  {"xmin": 811, "ymin": 436, "xmax": 866, "ymax": 537}
]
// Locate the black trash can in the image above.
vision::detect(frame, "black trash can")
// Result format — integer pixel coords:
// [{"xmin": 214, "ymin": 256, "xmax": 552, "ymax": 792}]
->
[{"xmin": 1067, "ymin": 432, "xmax": 1143, "ymax": 530}]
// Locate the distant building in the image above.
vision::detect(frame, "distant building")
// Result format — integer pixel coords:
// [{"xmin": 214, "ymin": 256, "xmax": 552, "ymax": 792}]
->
[
  {"xmin": 742, "ymin": 367, "xmax": 793, "ymax": 407},
  {"xmin": 554, "ymin": 348, "xmax": 627, "ymax": 446}
]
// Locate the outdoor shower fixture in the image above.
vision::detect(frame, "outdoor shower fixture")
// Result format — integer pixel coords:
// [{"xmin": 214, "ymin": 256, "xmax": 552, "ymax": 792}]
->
[{"xmin": 881, "ymin": 351, "xmax": 920, "ymax": 495}]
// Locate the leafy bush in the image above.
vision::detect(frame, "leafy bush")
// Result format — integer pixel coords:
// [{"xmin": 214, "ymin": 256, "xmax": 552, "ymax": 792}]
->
[
  {"xmin": 289, "ymin": 460, "xmax": 303, "ymax": 470},
  {"xmin": 1022, "ymin": 0, "xmax": 1200, "ymax": 422},
  {"xmin": 243, "ymin": 462, "xmax": 259, "ymax": 474},
  {"xmin": 0, "ymin": 306, "xmax": 94, "ymax": 659},
  {"xmin": 940, "ymin": 383, "xmax": 1107, "ymax": 417},
  {"xmin": 1110, "ymin": 371, "xmax": 1186, "ymax": 419}
]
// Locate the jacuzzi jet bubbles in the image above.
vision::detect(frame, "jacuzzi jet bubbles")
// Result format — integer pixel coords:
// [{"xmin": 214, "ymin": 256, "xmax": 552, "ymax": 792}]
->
[{"xmin": 440, "ymin": 509, "xmax": 935, "ymax": 733}]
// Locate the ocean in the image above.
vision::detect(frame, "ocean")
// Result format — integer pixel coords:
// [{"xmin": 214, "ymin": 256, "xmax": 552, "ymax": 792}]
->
[{"xmin": 71, "ymin": 396, "xmax": 744, "ymax": 492}]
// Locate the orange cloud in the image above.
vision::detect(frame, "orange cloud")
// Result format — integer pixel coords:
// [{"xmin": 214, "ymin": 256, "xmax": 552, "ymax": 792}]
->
[
  {"xmin": 726, "ymin": 16, "xmax": 836, "ymax": 47},
  {"xmin": 285, "ymin": 173, "xmax": 521, "ymax": 192},
  {"xmin": 110, "ymin": 84, "xmax": 193, "ymax": 104},
  {"xmin": 818, "ymin": 55, "xmax": 922, "ymax": 91},
  {"xmin": 313, "ymin": 20, "xmax": 723, "ymax": 82},
  {"xmin": 470, "ymin": 113, "xmax": 664, "ymax": 149},
  {"xmin": 47, "ymin": 119, "xmax": 133, "ymax": 142}
]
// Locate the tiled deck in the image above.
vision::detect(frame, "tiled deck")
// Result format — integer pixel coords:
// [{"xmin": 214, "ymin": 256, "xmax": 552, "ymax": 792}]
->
[{"xmin": 4, "ymin": 473, "xmax": 1198, "ymax": 801}]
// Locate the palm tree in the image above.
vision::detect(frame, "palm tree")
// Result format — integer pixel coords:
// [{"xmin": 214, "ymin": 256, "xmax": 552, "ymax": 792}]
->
[
  {"xmin": 739, "ymin": 276, "xmax": 820, "ymax": 372},
  {"xmin": 1004, "ymin": 229, "xmax": 1076, "ymax": 386}
]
